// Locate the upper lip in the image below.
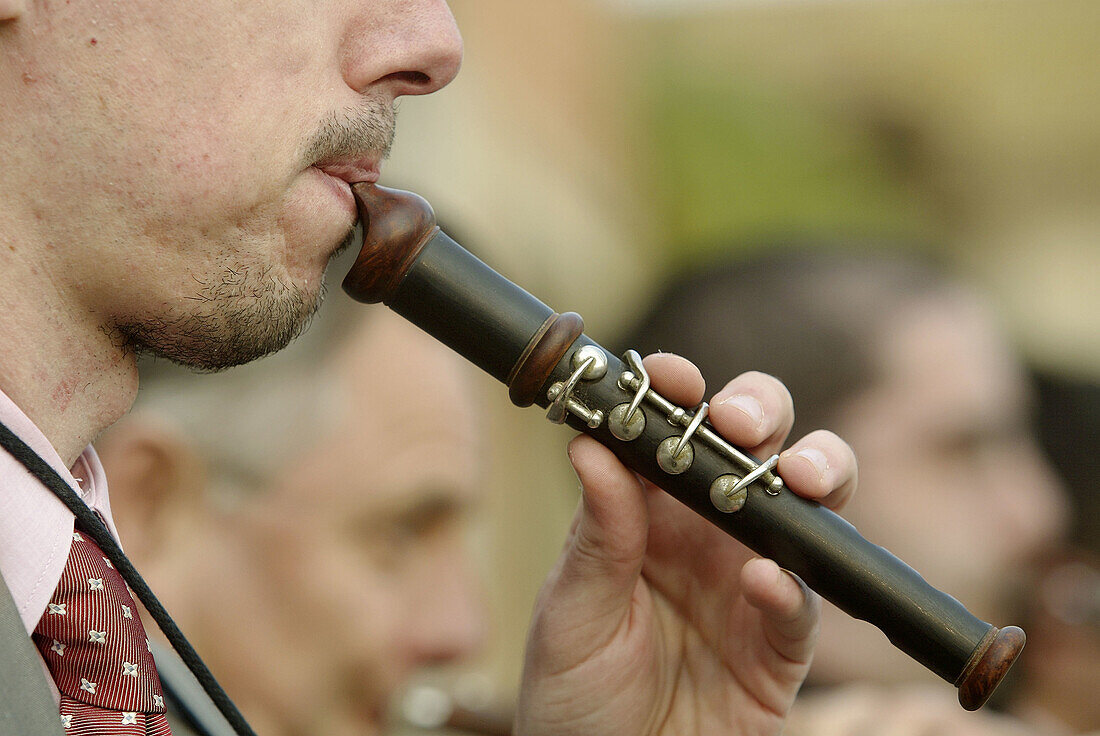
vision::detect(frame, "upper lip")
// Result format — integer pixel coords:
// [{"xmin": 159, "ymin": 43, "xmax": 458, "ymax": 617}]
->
[{"xmin": 315, "ymin": 157, "xmax": 382, "ymax": 184}]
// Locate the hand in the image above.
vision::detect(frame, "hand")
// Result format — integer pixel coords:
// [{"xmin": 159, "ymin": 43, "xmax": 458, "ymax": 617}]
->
[{"xmin": 515, "ymin": 353, "xmax": 858, "ymax": 736}]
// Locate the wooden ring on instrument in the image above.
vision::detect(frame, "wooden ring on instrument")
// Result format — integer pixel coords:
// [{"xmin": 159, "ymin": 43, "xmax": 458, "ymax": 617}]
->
[{"xmin": 507, "ymin": 312, "xmax": 584, "ymax": 407}]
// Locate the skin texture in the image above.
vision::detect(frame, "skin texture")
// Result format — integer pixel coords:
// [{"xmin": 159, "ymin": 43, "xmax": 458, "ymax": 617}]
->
[
  {"xmin": 4, "ymin": 3, "xmax": 860, "ymax": 733},
  {"xmin": 100, "ymin": 314, "xmax": 485, "ymax": 736}
]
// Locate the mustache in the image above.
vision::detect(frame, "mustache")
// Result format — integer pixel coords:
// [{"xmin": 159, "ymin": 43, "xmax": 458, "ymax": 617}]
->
[{"xmin": 303, "ymin": 97, "xmax": 397, "ymax": 166}]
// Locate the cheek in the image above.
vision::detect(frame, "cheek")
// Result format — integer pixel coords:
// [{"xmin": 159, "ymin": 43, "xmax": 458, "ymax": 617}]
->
[
  {"xmin": 290, "ymin": 541, "xmax": 401, "ymax": 637},
  {"xmin": 93, "ymin": 27, "xmax": 318, "ymax": 206},
  {"xmin": 845, "ymin": 444, "xmax": 985, "ymax": 577}
]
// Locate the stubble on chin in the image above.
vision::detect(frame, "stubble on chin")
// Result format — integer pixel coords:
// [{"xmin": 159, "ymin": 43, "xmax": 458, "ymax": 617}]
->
[{"xmin": 123, "ymin": 258, "xmax": 326, "ymax": 372}]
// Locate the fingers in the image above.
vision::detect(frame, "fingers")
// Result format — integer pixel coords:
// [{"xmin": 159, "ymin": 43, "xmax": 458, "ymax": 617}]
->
[
  {"xmin": 640, "ymin": 359, "xmax": 857, "ymax": 509},
  {"xmin": 709, "ymin": 371, "xmax": 796, "ymax": 457},
  {"xmin": 740, "ymin": 557, "xmax": 820, "ymax": 665},
  {"xmin": 523, "ymin": 434, "xmax": 652, "ymax": 673},
  {"xmin": 557, "ymin": 434, "xmax": 649, "ymax": 619},
  {"xmin": 639, "ymin": 358, "xmax": 793, "ymax": 458},
  {"xmin": 779, "ymin": 430, "xmax": 858, "ymax": 511}
]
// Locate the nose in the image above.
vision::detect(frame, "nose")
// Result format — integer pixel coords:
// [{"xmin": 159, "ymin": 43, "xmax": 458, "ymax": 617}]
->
[
  {"xmin": 402, "ymin": 559, "xmax": 486, "ymax": 667},
  {"xmin": 988, "ymin": 438, "xmax": 1069, "ymax": 561},
  {"xmin": 342, "ymin": 0, "xmax": 464, "ymax": 99}
]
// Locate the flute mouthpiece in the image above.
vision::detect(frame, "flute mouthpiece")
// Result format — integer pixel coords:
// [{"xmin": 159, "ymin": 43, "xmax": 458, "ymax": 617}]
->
[{"xmin": 342, "ymin": 183, "xmax": 439, "ymax": 305}]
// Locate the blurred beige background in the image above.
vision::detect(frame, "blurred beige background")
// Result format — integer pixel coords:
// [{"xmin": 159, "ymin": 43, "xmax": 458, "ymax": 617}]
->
[{"xmin": 377, "ymin": 0, "xmax": 1098, "ymax": 729}]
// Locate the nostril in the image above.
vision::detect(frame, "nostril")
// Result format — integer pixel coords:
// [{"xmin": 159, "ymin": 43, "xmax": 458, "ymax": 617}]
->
[{"xmin": 386, "ymin": 70, "xmax": 432, "ymax": 89}]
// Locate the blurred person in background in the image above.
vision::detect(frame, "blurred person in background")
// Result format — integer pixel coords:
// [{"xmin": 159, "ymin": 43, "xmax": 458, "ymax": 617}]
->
[
  {"xmin": 96, "ymin": 306, "xmax": 487, "ymax": 736},
  {"xmin": 621, "ymin": 248, "xmax": 1070, "ymax": 734},
  {"xmin": 1015, "ymin": 374, "xmax": 1100, "ymax": 735}
]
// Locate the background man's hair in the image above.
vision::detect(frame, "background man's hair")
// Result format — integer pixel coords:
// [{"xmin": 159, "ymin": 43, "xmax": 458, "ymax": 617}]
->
[{"xmin": 617, "ymin": 247, "xmax": 955, "ymax": 439}]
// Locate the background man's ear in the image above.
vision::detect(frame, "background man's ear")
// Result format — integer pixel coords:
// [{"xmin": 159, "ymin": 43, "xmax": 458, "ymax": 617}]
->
[
  {"xmin": 96, "ymin": 415, "xmax": 207, "ymax": 566},
  {"xmin": 0, "ymin": 0, "xmax": 27, "ymax": 22}
]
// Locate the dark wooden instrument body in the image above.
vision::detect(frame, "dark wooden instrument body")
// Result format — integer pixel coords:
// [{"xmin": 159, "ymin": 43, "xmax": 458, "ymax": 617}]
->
[{"xmin": 342, "ymin": 183, "xmax": 1024, "ymax": 711}]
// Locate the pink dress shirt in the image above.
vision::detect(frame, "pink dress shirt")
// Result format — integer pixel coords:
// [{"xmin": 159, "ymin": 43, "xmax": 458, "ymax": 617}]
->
[{"xmin": 0, "ymin": 387, "xmax": 122, "ymax": 637}]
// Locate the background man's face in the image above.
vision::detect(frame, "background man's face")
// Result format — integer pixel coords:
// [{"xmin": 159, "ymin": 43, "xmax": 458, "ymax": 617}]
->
[
  {"xmin": 814, "ymin": 295, "xmax": 1068, "ymax": 684},
  {"xmin": 5, "ymin": 0, "xmax": 460, "ymax": 368},
  {"xmin": 235, "ymin": 315, "xmax": 486, "ymax": 736},
  {"xmin": 99, "ymin": 312, "xmax": 486, "ymax": 736}
]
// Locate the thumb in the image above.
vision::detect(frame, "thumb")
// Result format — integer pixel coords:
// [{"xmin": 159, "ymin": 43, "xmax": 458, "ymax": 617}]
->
[{"xmin": 553, "ymin": 433, "xmax": 650, "ymax": 626}]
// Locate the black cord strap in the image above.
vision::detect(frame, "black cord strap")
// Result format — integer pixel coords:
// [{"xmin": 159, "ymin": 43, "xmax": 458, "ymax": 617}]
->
[{"xmin": 0, "ymin": 420, "xmax": 258, "ymax": 736}]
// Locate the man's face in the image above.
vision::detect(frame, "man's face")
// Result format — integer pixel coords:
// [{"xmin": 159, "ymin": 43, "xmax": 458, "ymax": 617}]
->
[
  {"xmin": 5, "ymin": 0, "xmax": 460, "ymax": 369},
  {"xmin": 238, "ymin": 315, "xmax": 485, "ymax": 736}
]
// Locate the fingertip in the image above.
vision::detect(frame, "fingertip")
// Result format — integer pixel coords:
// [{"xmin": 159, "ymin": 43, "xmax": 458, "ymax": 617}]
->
[
  {"xmin": 567, "ymin": 433, "xmax": 617, "ymax": 477},
  {"xmin": 741, "ymin": 557, "xmax": 784, "ymax": 606},
  {"xmin": 741, "ymin": 558, "xmax": 820, "ymax": 663},
  {"xmin": 778, "ymin": 430, "xmax": 858, "ymax": 510},
  {"xmin": 777, "ymin": 447, "xmax": 831, "ymax": 501},
  {"xmin": 741, "ymin": 557, "xmax": 811, "ymax": 620},
  {"xmin": 641, "ymin": 352, "xmax": 705, "ymax": 406},
  {"xmin": 710, "ymin": 371, "xmax": 795, "ymax": 454},
  {"xmin": 567, "ymin": 433, "xmax": 645, "ymax": 521},
  {"xmin": 566, "ymin": 432, "xmax": 597, "ymax": 463}
]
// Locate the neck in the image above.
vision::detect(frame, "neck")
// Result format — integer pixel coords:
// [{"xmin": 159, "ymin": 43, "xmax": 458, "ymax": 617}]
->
[{"xmin": 0, "ymin": 223, "xmax": 139, "ymax": 466}]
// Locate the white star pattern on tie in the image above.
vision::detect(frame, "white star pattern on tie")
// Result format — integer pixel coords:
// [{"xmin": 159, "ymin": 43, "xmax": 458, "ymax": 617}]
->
[
  {"xmin": 35, "ymin": 530, "xmax": 172, "ymax": 730},
  {"xmin": 60, "ymin": 714, "xmax": 73, "ymax": 728},
  {"xmin": 72, "ymin": 532, "xmax": 83, "ymax": 541},
  {"xmin": 102, "ymin": 557, "xmax": 114, "ymax": 569}
]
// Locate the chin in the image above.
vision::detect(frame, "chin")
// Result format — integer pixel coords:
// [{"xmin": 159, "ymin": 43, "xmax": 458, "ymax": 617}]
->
[{"xmin": 127, "ymin": 270, "xmax": 323, "ymax": 371}]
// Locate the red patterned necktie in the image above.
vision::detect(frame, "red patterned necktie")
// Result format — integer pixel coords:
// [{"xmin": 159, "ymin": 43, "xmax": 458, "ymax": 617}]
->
[{"xmin": 33, "ymin": 530, "xmax": 172, "ymax": 735}]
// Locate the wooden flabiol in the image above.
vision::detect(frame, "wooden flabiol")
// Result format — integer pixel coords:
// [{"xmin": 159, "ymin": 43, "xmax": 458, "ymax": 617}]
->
[
  {"xmin": 341, "ymin": 182, "xmax": 1025, "ymax": 711},
  {"xmin": 340, "ymin": 184, "xmax": 439, "ymax": 306}
]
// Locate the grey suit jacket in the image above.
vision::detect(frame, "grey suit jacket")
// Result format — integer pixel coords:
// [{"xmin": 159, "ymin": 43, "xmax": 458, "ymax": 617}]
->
[{"xmin": 0, "ymin": 574, "xmax": 65, "ymax": 736}]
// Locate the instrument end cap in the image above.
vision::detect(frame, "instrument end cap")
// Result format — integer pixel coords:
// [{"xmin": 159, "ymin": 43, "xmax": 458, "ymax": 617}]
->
[{"xmin": 957, "ymin": 625, "xmax": 1026, "ymax": 711}]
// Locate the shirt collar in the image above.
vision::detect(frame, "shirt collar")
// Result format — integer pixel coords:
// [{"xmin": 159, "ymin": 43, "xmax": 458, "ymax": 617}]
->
[{"xmin": 0, "ymin": 387, "xmax": 119, "ymax": 634}]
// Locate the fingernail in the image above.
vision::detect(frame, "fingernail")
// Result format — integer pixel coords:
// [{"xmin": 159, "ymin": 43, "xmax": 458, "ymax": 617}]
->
[
  {"xmin": 719, "ymin": 393, "xmax": 764, "ymax": 429},
  {"xmin": 790, "ymin": 447, "xmax": 829, "ymax": 481}
]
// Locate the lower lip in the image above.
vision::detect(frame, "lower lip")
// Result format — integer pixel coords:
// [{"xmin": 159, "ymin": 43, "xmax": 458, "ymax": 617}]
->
[{"xmin": 313, "ymin": 167, "xmax": 360, "ymax": 221}]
